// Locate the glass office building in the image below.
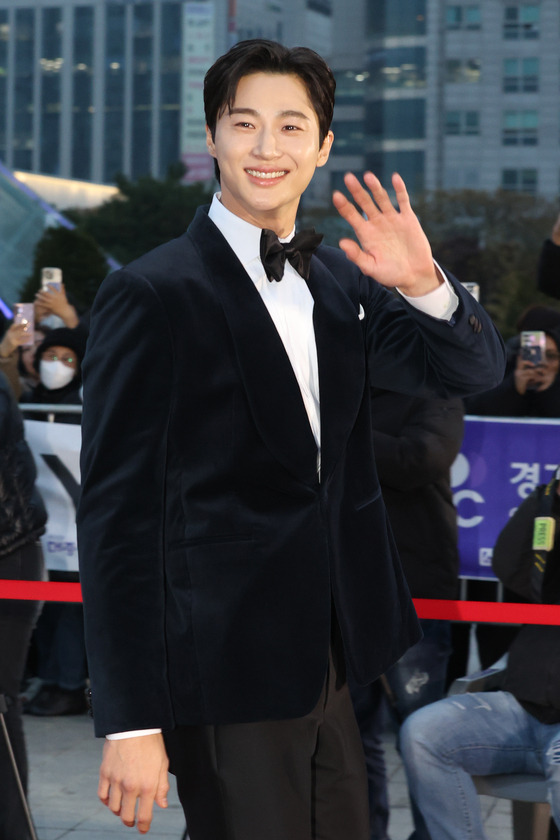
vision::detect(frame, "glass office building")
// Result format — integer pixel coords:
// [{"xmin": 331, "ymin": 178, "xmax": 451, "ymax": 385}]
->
[
  {"xmin": 329, "ymin": 0, "xmax": 560, "ymax": 198},
  {"xmin": 0, "ymin": 0, "xmax": 186, "ymax": 183},
  {"xmin": 0, "ymin": 0, "xmax": 331, "ymax": 186}
]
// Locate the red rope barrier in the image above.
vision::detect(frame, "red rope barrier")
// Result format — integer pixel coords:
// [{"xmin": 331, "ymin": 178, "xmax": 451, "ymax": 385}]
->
[
  {"xmin": 0, "ymin": 581, "xmax": 559, "ymax": 624},
  {"xmin": 0, "ymin": 580, "xmax": 82, "ymax": 602},
  {"xmin": 414, "ymin": 598, "xmax": 560, "ymax": 625}
]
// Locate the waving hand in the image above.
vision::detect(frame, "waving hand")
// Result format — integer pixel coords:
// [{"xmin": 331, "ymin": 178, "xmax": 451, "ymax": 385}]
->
[{"xmin": 332, "ymin": 172, "xmax": 441, "ymax": 297}]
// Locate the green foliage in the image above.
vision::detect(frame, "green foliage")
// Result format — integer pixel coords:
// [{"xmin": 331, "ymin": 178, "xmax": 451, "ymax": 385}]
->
[
  {"xmin": 21, "ymin": 225, "xmax": 109, "ymax": 310},
  {"xmin": 66, "ymin": 164, "xmax": 214, "ymax": 266},
  {"xmin": 414, "ymin": 189, "xmax": 559, "ymax": 339}
]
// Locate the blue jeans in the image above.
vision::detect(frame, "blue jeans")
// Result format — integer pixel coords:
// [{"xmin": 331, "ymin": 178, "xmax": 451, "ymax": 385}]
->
[{"xmin": 400, "ymin": 690, "xmax": 560, "ymax": 839}]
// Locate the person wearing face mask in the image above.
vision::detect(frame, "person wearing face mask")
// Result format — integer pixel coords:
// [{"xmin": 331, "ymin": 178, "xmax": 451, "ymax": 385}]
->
[
  {"xmin": 20, "ymin": 326, "xmax": 87, "ymax": 423},
  {"xmin": 20, "ymin": 325, "xmax": 89, "ymax": 716}
]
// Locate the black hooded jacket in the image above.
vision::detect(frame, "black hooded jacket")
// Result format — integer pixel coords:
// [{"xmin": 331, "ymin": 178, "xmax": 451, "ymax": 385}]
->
[{"xmin": 0, "ymin": 372, "xmax": 47, "ymax": 557}]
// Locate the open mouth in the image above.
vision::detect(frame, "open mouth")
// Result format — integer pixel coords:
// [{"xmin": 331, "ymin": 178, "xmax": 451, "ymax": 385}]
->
[{"xmin": 246, "ymin": 169, "xmax": 288, "ymax": 180}]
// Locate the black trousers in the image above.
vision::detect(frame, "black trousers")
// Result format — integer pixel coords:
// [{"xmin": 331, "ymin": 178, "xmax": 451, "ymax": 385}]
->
[
  {"xmin": 164, "ymin": 638, "xmax": 369, "ymax": 840},
  {"xmin": 0, "ymin": 540, "xmax": 44, "ymax": 840}
]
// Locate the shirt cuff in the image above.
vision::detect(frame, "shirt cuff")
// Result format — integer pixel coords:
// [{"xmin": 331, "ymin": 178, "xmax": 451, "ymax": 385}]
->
[
  {"xmin": 397, "ymin": 261, "xmax": 459, "ymax": 321},
  {"xmin": 106, "ymin": 728, "xmax": 162, "ymax": 740}
]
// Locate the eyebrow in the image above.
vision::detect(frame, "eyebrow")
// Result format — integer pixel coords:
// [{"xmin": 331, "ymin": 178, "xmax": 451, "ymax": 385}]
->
[{"xmin": 228, "ymin": 107, "xmax": 311, "ymax": 122}]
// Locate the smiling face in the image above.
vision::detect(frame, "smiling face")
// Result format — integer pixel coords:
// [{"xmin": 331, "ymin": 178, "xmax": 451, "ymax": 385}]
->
[{"xmin": 206, "ymin": 72, "xmax": 333, "ymax": 237}]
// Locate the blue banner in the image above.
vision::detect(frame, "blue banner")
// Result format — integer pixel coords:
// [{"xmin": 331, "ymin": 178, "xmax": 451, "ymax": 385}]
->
[{"xmin": 453, "ymin": 416, "xmax": 560, "ymax": 579}]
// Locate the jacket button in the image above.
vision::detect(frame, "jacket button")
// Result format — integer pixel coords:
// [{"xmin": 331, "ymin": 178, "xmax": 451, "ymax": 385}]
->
[{"xmin": 469, "ymin": 314, "xmax": 482, "ymax": 333}]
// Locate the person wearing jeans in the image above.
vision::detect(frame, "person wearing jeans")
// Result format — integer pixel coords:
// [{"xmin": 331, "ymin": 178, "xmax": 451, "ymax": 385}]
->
[
  {"xmin": 400, "ymin": 478, "xmax": 560, "ymax": 838},
  {"xmin": 400, "ymin": 679, "xmax": 560, "ymax": 838}
]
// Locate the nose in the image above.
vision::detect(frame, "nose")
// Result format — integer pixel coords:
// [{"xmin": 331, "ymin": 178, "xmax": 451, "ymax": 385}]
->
[{"xmin": 253, "ymin": 126, "xmax": 280, "ymax": 159}]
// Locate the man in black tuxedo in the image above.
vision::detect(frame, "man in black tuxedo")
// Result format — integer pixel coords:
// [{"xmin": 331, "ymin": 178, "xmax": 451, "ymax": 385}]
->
[{"xmin": 77, "ymin": 39, "xmax": 505, "ymax": 839}]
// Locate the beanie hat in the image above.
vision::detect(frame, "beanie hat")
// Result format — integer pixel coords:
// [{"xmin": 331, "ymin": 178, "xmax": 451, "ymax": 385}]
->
[{"xmin": 33, "ymin": 325, "xmax": 88, "ymax": 372}]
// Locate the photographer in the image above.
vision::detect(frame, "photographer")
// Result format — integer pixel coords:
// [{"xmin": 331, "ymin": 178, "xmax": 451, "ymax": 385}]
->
[
  {"xmin": 466, "ymin": 325, "xmax": 560, "ymax": 418},
  {"xmin": 400, "ymin": 475, "xmax": 560, "ymax": 839}
]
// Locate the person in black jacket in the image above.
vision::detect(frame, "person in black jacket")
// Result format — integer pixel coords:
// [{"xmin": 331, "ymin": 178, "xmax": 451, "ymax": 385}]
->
[
  {"xmin": 21, "ymin": 325, "xmax": 88, "ymax": 717},
  {"xmin": 400, "ymin": 476, "xmax": 560, "ymax": 839},
  {"xmin": 350, "ymin": 390, "xmax": 464, "ymax": 840},
  {"xmin": 537, "ymin": 211, "xmax": 560, "ymax": 299},
  {"xmin": 0, "ymin": 370, "xmax": 47, "ymax": 839}
]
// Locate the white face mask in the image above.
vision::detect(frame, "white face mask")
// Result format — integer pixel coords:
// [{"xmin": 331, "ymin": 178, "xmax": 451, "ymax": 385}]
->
[
  {"xmin": 39, "ymin": 359, "xmax": 76, "ymax": 390},
  {"xmin": 38, "ymin": 314, "xmax": 66, "ymax": 330}
]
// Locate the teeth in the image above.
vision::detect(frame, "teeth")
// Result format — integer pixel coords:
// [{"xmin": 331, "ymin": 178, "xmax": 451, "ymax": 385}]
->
[{"xmin": 246, "ymin": 169, "xmax": 286, "ymax": 179}]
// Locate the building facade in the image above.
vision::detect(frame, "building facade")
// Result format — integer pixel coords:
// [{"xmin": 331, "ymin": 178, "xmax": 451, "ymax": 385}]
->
[
  {"xmin": 0, "ymin": 0, "xmax": 332, "ymax": 185},
  {"xmin": 327, "ymin": 0, "xmax": 560, "ymax": 198}
]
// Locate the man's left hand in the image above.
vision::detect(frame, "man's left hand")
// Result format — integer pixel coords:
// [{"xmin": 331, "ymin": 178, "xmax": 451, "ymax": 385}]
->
[{"xmin": 332, "ymin": 171, "xmax": 441, "ymax": 297}]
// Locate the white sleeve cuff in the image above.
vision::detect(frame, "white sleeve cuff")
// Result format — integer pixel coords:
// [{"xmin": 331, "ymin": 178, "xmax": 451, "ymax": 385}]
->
[
  {"xmin": 397, "ymin": 261, "xmax": 459, "ymax": 321},
  {"xmin": 106, "ymin": 728, "xmax": 162, "ymax": 740}
]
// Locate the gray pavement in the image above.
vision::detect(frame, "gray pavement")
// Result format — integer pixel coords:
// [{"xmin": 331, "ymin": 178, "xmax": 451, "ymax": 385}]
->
[{"xmin": 21, "ymin": 711, "xmax": 515, "ymax": 840}]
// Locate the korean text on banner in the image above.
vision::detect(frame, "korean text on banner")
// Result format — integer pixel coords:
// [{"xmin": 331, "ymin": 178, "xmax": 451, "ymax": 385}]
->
[{"xmin": 453, "ymin": 415, "xmax": 560, "ymax": 580}]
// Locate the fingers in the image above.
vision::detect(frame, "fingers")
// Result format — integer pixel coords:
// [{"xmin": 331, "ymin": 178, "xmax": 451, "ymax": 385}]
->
[
  {"xmin": 334, "ymin": 171, "xmax": 406, "ymax": 217},
  {"xmin": 98, "ymin": 735, "xmax": 169, "ymax": 834},
  {"xmin": 391, "ymin": 172, "xmax": 411, "ymax": 211}
]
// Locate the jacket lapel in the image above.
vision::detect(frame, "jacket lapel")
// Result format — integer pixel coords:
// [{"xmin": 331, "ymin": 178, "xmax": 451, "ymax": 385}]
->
[
  {"xmin": 188, "ymin": 208, "xmax": 319, "ymax": 486},
  {"xmin": 306, "ymin": 253, "xmax": 366, "ymax": 483}
]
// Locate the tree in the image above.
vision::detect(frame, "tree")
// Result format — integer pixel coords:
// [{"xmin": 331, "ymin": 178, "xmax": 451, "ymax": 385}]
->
[
  {"xmin": 20, "ymin": 225, "xmax": 109, "ymax": 311},
  {"xmin": 67, "ymin": 163, "xmax": 214, "ymax": 266},
  {"xmin": 414, "ymin": 189, "xmax": 560, "ymax": 339}
]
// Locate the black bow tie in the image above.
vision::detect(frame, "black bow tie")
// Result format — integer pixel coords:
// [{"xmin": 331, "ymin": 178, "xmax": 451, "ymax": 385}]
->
[{"xmin": 260, "ymin": 228, "xmax": 323, "ymax": 282}]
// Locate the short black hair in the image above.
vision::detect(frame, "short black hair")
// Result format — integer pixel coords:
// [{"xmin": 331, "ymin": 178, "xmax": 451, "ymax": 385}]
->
[{"xmin": 204, "ymin": 39, "xmax": 336, "ymax": 182}]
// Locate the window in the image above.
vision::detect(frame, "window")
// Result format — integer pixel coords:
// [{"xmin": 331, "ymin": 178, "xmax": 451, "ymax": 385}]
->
[
  {"xmin": 502, "ymin": 168, "xmax": 538, "ymax": 193},
  {"xmin": 367, "ymin": 0, "xmax": 426, "ymax": 37},
  {"xmin": 445, "ymin": 58, "xmax": 481, "ymax": 84},
  {"xmin": 445, "ymin": 110, "xmax": 480, "ymax": 135},
  {"xmin": 335, "ymin": 70, "xmax": 368, "ymax": 105},
  {"xmin": 368, "ymin": 47, "xmax": 426, "ymax": 91},
  {"xmin": 367, "ymin": 99, "xmax": 425, "ymax": 141},
  {"xmin": 502, "ymin": 110, "xmax": 538, "ymax": 145},
  {"xmin": 504, "ymin": 5, "xmax": 539, "ymax": 39},
  {"xmin": 71, "ymin": 6, "xmax": 94, "ymax": 180},
  {"xmin": 104, "ymin": 3, "xmax": 125, "ymax": 183},
  {"xmin": 330, "ymin": 120, "xmax": 365, "ymax": 155},
  {"xmin": 446, "ymin": 6, "xmax": 481, "ymax": 30},
  {"xmin": 13, "ymin": 8, "xmax": 35, "ymax": 170},
  {"xmin": 503, "ymin": 58, "xmax": 539, "ymax": 92},
  {"xmin": 0, "ymin": 10, "xmax": 9, "ymax": 160}
]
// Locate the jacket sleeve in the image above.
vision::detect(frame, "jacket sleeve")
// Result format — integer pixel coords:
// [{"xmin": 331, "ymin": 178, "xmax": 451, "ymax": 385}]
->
[
  {"xmin": 77, "ymin": 269, "xmax": 176, "ymax": 737},
  {"xmin": 362, "ymin": 270, "xmax": 506, "ymax": 399},
  {"xmin": 372, "ymin": 397, "xmax": 464, "ymax": 492}
]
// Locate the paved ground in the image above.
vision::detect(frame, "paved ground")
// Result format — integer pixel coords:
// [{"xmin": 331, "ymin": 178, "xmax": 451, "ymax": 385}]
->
[{"xmin": 18, "ymin": 711, "xmax": 515, "ymax": 840}]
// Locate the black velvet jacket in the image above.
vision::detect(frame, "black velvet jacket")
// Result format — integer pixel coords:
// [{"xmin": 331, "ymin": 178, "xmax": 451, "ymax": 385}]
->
[{"xmin": 77, "ymin": 207, "xmax": 506, "ymax": 736}]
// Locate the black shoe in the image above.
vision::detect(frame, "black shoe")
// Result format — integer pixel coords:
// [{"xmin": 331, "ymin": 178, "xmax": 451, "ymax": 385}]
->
[{"xmin": 24, "ymin": 685, "xmax": 87, "ymax": 716}]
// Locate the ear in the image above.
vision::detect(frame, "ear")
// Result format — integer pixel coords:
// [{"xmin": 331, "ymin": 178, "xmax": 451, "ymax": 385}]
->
[
  {"xmin": 206, "ymin": 125, "xmax": 216, "ymax": 158},
  {"xmin": 316, "ymin": 130, "xmax": 334, "ymax": 169}
]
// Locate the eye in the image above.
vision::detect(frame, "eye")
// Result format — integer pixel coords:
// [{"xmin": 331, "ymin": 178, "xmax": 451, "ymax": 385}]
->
[
  {"xmin": 283, "ymin": 124, "xmax": 301, "ymax": 132},
  {"xmin": 235, "ymin": 121, "xmax": 254, "ymax": 129}
]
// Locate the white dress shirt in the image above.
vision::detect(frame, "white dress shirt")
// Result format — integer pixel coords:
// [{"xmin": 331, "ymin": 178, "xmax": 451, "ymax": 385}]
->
[{"xmin": 107, "ymin": 193, "xmax": 457, "ymax": 740}]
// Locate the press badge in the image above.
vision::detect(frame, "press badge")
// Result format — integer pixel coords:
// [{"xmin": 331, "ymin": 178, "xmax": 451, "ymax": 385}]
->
[{"xmin": 533, "ymin": 517, "xmax": 556, "ymax": 552}]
